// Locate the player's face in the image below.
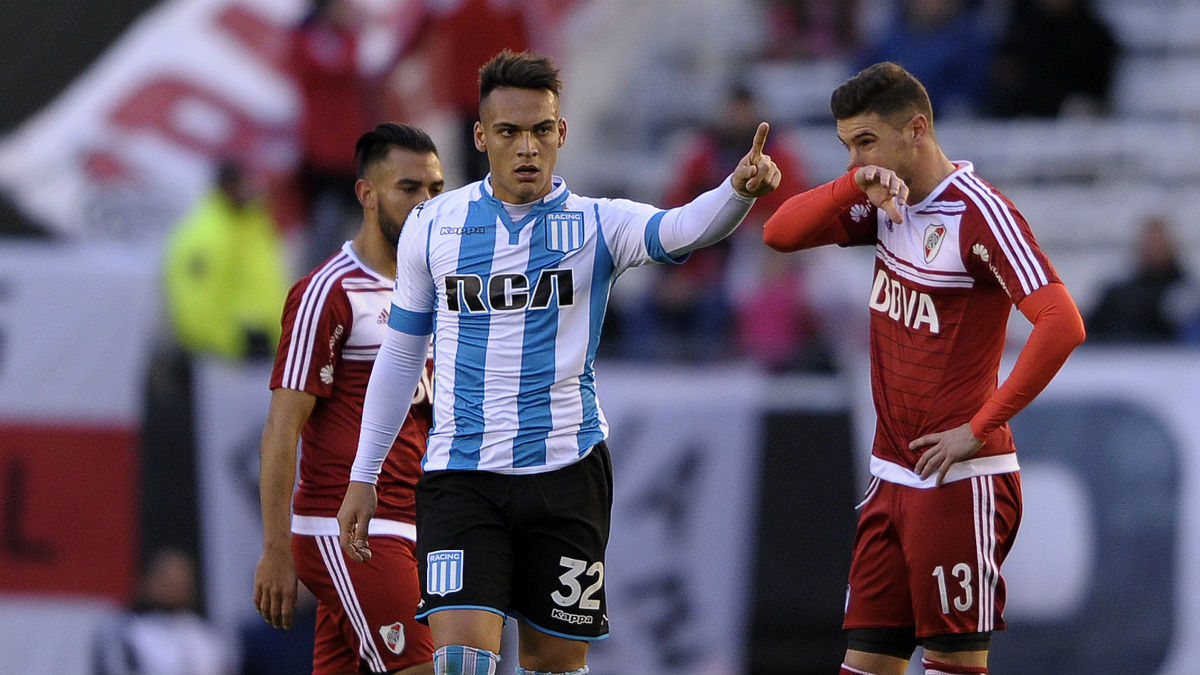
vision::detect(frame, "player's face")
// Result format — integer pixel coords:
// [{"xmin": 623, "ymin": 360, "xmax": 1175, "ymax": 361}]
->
[
  {"xmin": 837, "ymin": 111, "xmax": 917, "ymax": 182},
  {"xmin": 365, "ymin": 147, "xmax": 445, "ymax": 247},
  {"xmin": 475, "ymin": 86, "xmax": 566, "ymax": 204}
]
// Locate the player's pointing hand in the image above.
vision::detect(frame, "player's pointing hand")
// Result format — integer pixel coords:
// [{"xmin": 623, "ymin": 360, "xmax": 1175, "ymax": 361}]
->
[{"xmin": 732, "ymin": 122, "xmax": 781, "ymax": 199}]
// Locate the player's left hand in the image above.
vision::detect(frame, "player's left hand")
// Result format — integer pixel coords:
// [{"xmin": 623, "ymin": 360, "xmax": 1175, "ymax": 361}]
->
[
  {"xmin": 911, "ymin": 423, "xmax": 984, "ymax": 486},
  {"xmin": 732, "ymin": 122, "xmax": 782, "ymax": 199}
]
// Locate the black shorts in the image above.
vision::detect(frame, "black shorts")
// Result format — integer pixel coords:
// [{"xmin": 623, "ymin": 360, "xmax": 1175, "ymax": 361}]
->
[{"xmin": 414, "ymin": 442, "xmax": 613, "ymax": 640}]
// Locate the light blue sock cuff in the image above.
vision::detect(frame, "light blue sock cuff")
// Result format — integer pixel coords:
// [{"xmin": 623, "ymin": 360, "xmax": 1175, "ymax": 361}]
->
[
  {"xmin": 433, "ymin": 645, "xmax": 500, "ymax": 675},
  {"xmin": 514, "ymin": 666, "xmax": 589, "ymax": 675}
]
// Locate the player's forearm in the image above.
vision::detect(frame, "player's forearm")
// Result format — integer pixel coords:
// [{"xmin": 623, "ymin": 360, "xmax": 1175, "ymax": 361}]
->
[
  {"xmin": 762, "ymin": 171, "xmax": 861, "ymax": 251},
  {"xmin": 970, "ymin": 283, "xmax": 1086, "ymax": 438},
  {"xmin": 349, "ymin": 328, "xmax": 429, "ymax": 484},
  {"xmin": 259, "ymin": 427, "xmax": 299, "ymax": 549},
  {"xmin": 660, "ymin": 176, "xmax": 754, "ymax": 256}
]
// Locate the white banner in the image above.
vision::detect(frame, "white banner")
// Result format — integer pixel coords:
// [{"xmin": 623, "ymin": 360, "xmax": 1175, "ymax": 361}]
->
[
  {"xmin": 0, "ymin": 241, "xmax": 158, "ymax": 424},
  {"xmin": 0, "ymin": 0, "xmax": 420, "ymax": 241}
]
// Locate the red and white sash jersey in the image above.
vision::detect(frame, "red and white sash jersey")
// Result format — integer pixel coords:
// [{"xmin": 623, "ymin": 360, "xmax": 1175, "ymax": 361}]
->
[
  {"xmin": 270, "ymin": 242, "xmax": 432, "ymax": 528},
  {"xmin": 837, "ymin": 162, "xmax": 1061, "ymax": 487}
]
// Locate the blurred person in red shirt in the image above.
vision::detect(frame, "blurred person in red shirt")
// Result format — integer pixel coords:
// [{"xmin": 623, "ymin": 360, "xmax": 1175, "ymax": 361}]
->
[
  {"xmin": 627, "ymin": 84, "xmax": 811, "ymax": 363},
  {"xmin": 290, "ymin": 0, "xmax": 385, "ymax": 269}
]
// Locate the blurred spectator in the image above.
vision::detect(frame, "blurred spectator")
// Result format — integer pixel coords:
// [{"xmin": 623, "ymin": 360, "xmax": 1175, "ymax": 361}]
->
[
  {"xmin": 621, "ymin": 84, "xmax": 811, "ymax": 362},
  {"xmin": 238, "ymin": 586, "xmax": 316, "ymax": 675},
  {"xmin": 733, "ymin": 250, "xmax": 834, "ymax": 372},
  {"xmin": 405, "ymin": 0, "xmax": 532, "ymax": 183},
  {"xmin": 93, "ymin": 548, "xmax": 236, "ymax": 675},
  {"xmin": 1086, "ymin": 216, "xmax": 1194, "ymax": 343},
  {"xmin": 162, "ymin": 161, "xmax": 290, "ymax": 361},
  {"xmin": 853, "ymin": 0, "xmax": 994, "ymax": 118},
  {"xmin": 289, "ymin": 0, "xmax": 380, "ymax": 269},
  {"xmin": 762, "ymin": 0, "xmax": 861, "ymax": 60},
  {"xmin": 985, "ymin": 0, "xmax": 1118, "ymax": 118}
]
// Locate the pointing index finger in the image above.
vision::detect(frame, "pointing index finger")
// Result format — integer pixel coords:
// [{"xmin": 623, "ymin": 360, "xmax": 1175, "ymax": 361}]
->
[{"xmin": 749, "ymin": 121, "xmax": 769, "ymax": 164}]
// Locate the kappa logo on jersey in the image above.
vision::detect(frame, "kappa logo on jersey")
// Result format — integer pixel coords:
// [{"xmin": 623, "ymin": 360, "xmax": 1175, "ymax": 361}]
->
[
  {"xmin": 850, "ymin": 202, "xmax": 871, "ymax": 222},
  {"xmin": 868, "ymin": 268, "xmax": 941, "ymax": 333},
  {"xmin": 445, "ymin": 269, "xmax": 574, "ymax": 313},
  {"xmin": 427, "ymin": 550, "xmax": 464, "ymax": 596},
  {"xmin": 923, "ymin": 222, "xmax": 947, "ymax": 263},
  {"xmin": 546, "ymin": 211, "xmax": 585, "ymax": 253},
  {"xmin": 440, "ymin": 225, "xmax": 487, "ymax": 236},
  {"xmin": 378, "ymin": 621, "xmax": 406, "ymax": 654}
]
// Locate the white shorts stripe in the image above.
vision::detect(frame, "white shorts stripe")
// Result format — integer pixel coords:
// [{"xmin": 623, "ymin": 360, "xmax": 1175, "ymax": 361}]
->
[
  {"xmin": 972, "ymin": 476, "xmax": 1000, "ymax": 632},
  {"xmin": 316, "ymin": 534, "xmax": 386, "ymax": 671}
]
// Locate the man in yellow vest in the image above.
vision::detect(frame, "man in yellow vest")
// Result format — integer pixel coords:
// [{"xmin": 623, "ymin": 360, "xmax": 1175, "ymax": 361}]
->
[{"xmin": 163, "ymin": 161, "xmax": 291, "ymax": 360}]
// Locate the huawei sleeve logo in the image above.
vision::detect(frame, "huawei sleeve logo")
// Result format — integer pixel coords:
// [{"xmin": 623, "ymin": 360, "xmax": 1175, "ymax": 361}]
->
[
  {"xmin": 319, "ymin": 364, "xmax": 334, "ymax": 385},
  {"xmin": 971, "ymin": 242, "xmax": 990, "ymax": 262},
  {"xmin": 850, "ymin": 203, "xmax": 871, "ymax": 222}
]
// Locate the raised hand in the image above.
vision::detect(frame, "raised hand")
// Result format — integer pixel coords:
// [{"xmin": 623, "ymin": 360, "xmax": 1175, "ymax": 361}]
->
[
  {"xmin": 732, "ymin": 122, "xmax": 782, "ymax": 198},
  {"xmin": 853, "ymin": 164, "xmax": 908, "ymax": 223}
]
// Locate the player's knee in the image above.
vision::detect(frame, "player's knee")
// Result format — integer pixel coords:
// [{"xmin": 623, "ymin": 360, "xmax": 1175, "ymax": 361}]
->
[
  {"xmin": 514, "ymin": 667, "xmax": 588, "ymax": 675},
  {"xmin": 432, "ymin": 645, "xmax": 500, "ymax": 675},
  {"xmin": 845, "ymin": 626, "xmax": 918, "ymax": 660}
]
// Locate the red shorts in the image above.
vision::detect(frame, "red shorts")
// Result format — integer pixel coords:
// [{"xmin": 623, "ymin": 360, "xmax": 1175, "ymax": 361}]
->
[
  {"xmin": 293, "ymin": 533, "xmax": 433, "ymax": 674},
  {"xmin": 843, "ymin": 473, "xmax": 1022, "ymax": 638}
]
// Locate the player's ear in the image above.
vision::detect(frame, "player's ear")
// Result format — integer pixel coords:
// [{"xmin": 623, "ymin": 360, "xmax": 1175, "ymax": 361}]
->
[
  {"xmin": 557, "ymin": 118, "xmax": 567, "ymax": 148},
  {"xmin": 909, "ymin": 113, "xmax": 929, "ymax": 144},
  {"xmin": 473, "ymin": 121, "xmax": 487, "ymax": 152},
  {"xmin": 354, "ymin": 177, "xmax": 372, "ymax": 209}
]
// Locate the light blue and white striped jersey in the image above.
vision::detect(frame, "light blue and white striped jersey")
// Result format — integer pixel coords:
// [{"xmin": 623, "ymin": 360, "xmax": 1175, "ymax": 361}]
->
[{"xmin": 386, "ymin": 175, "xmax": 689, "ymax": 474}]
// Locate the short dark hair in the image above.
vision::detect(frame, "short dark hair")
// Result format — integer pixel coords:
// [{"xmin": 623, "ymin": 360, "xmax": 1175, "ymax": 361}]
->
[
  {"xmin": 478, "ymin": 49, "xmax": 562, "ymax": 108},
  {"xmin": 354, "ymin": 123, "xmax": 438, "ymax": 178},
  {"xmin": 830, "ymin": 62, "xmax": 934, "ymax": 124}
]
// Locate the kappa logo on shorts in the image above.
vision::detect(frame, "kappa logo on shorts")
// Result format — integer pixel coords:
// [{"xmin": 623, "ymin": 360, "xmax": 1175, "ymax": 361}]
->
[
  {"xmin": 546, "ymin": 211, "xmax": 584, "ymax": 253},
  {"xmin": 426, "ymin": 549, "xmax": 464, "ymax": 596},
  {"xmin": 378, "ymin": 621, "xmax": 406, "ymax": 654}
]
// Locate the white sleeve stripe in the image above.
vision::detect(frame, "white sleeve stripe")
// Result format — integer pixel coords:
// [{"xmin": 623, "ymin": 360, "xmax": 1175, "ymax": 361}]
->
[
  {"xmin": 955, "ymin": 173, "xmax": 1041, "ymax": 294},
  {"xmin": 955, "ymin": 173, "xmax": 1048, "ymax": 295},
  {"xmin": 961, "ymin": 172, "xmax": 1048, "ymax": 289},
  {"xmin": 282, "ymin": 254, "xmax": 356, "ymax": 388}
]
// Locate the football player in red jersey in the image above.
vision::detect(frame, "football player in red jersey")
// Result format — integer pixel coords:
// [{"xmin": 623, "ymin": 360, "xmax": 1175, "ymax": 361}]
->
[
  {"xmin": 763, "ymin": 62, "xmax": 1086, "ymax": 675},
  {"xmin": 254, "ymin": 123, "xmax": 444, "ymax": 674}
]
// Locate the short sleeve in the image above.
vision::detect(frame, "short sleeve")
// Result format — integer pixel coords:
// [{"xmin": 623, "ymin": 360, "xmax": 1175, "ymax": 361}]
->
[{"xmin": 270, "ymin": 275, "xmax": 352, "ymax": 397}]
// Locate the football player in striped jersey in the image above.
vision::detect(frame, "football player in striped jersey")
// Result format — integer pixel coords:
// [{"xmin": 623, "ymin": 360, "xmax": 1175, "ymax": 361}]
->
[
  {"xmin": 255, "ymin": 123, "xmax": 444, "ymax": 674},
  {"xmin": 338, "ymin": 49, "xmax": 780, "ymax": 675},
  {"xmin": 763, "ymin": 61, "xmax": 1086, "ymax": 675}
]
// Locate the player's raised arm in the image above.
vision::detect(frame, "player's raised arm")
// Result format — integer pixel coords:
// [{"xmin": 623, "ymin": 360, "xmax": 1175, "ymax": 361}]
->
[{"xmin": 658, "ymin": 121, "xmax": 782, "ymax": 257}]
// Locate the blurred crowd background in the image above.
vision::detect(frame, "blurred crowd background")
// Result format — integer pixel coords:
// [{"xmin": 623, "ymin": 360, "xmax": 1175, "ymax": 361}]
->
[{"xmin": 2, "ymin": 0, "xmax": 1200, "ymax": 673}]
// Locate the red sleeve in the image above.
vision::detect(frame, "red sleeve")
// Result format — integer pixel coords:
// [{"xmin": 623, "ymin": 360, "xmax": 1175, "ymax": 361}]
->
[
  {"xmin": 269, "ymin": 274, "xmax": 350, "ymax": 396},
  {"xmin": 969, "ymin": 282, "xmax": 1086, "ymax": 439},
  {"xmin": 762, "ymin": 171, "xmax": 870, "ymax": 251}
]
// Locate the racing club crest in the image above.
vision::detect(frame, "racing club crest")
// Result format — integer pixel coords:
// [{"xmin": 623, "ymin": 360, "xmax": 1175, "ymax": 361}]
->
[
  {"xmin": 923, "ymin": 222, "xmax": 946, "ymax": 263},
  {"xmin": 546, "ymin": 211, "xmax": 584, "ymax": 253}
]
